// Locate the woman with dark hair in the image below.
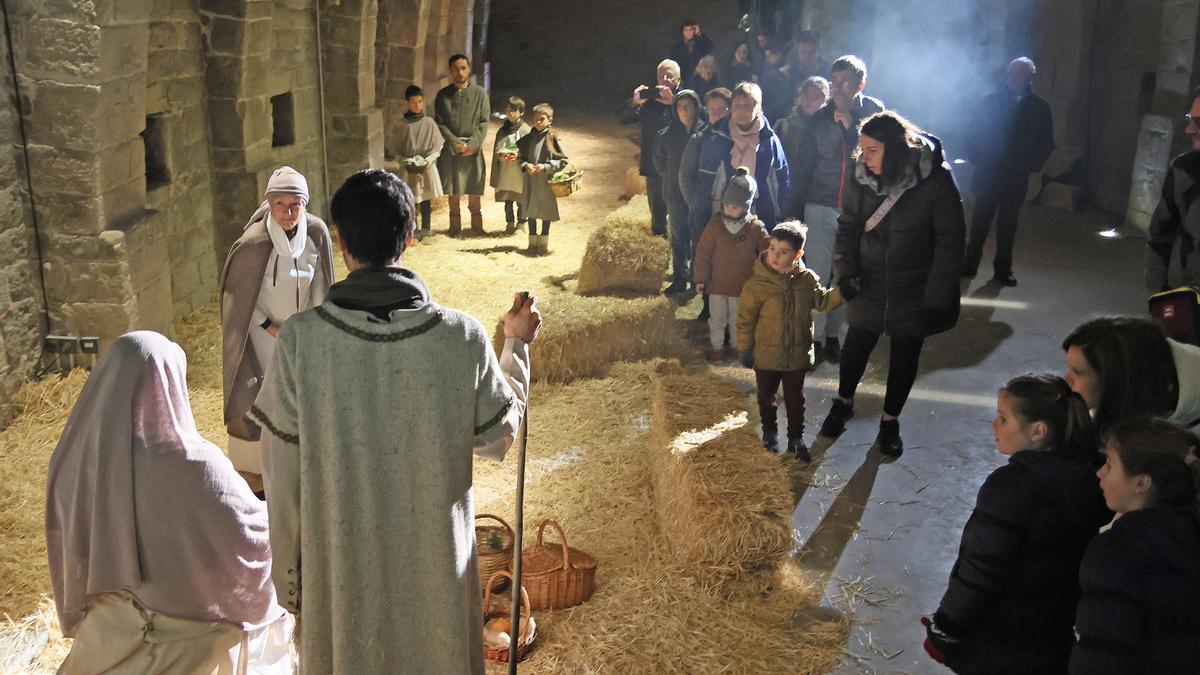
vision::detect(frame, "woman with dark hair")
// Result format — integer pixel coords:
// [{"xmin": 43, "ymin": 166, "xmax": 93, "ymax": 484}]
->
[
  {"xmin": 1061, "ymin": 315, "xmax": 1200, "ymax": 434},
  {"xmin": 1071, "ymin": 417, "xmax": 1200, "ymax": 672},
  {"xmin": 728, "ymin": 42, "xmax": 757, "ymax": 86},
  {"xmin": 818, "ymin": 111, "xmax": 966, "ymax": 456},
  {"xmin": 923, "ymin": 374, "xmax": 1109, "ymax": 673}
]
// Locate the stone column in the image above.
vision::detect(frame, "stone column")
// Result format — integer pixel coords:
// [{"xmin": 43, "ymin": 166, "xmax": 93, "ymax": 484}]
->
[
  {"xmin": 321, "ymin": 0, "xmax": 384, "ymax": 188},
  {"xmin": 377, "ymin": 0, "xmax": 430, "ymax": 156},
  {"xmin": 1127, "ymin": 0, "xmax": 1200, "ymax": 231}
]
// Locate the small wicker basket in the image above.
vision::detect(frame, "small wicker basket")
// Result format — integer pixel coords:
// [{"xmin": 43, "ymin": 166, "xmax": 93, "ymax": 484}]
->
[
  {"xmin": 482, "ymin": 571, "xmax": 536, "ymax": 663},
  {"xmin": 475, "ymin": 513, "xmax": 513, "ymax": 594},
  {"xmin": 403, "ymin": 162, "xmax": 427, "ymax": 176},
  {"xmin": 519, "ymin": 519, "xmax": 598, "ymax": 610},
  {"xmin": 549, "ymin": 166, "xmax": 583, "ymax": 198}
]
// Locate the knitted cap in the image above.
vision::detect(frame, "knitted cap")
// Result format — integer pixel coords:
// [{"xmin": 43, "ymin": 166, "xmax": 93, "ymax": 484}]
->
[
  {"xmin": 264, "ymin": 166, "xmax": 310, "ymax": 204},
  {"xmin": 722, "ymin": 166, "xmax": 757, "ymax": 209}
]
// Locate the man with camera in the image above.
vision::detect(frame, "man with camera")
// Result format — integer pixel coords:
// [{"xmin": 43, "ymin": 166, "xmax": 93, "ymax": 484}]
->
[{"xmin": 621, "ymin": 59, "xmax": 682, "ymax": 238}]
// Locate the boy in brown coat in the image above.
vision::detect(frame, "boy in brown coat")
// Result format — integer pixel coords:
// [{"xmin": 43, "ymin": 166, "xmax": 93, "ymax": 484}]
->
[
  {"xmin": 737, "ymin": 219, "xmax": 842, "ymax": 460},
  {"xmin": 694, "ymin": 166, "xmax": 769, "ymax": 363}
]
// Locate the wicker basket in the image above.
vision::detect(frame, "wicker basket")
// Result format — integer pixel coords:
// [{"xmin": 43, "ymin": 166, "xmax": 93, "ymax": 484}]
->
[
  {"xmin": 475, "ymin": 514, "xmax": 513, "ymax": 594},
  {"xmin": 482, "ymin": 571, "xmax": 536, "ymax": 663},
  {"xmin": 549, "ymin": 166, "xmax": 583, "ymax": 198},
  {"xmin": 519, "ymin": 519, "xmax": 598, "ymax": 610},
  {"xmin": 403, "ymin": 162, "xmax": 427, "ymax": 176}
]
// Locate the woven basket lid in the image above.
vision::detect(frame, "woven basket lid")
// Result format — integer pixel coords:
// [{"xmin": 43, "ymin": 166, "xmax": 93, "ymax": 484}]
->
[{"xmin": 521, "ymin": 520, "xmax": 598, "ymax": 574}]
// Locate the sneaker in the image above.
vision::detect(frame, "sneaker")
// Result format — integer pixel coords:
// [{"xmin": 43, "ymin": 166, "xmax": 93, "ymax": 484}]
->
[
  {"xmin": 824, "ymin": 337, "xmax": 841, "ymax": 365},
  {"xmin": 876, "ymin": 418, "xmax": 904, "ymax": 458},
  {"xmin": 818, "ymin": 398, "xmax": 854, "ymax": 438},
  {"xmin": 707, "ymin": 349, "xmax": 726, "ymax": 364},
  {"xmin": 762, "ymin": 428, "xmax": 779, "ymax": 451},
  {"xmin": 992, "ymin": 272, "xmax": 1018, "ymax": 287},
  {"xmin": 788, "ymin": 437, "xmax": 811, "ymax": 462}
]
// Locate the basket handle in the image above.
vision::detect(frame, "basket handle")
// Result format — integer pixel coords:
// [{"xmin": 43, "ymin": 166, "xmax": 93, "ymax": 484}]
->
[
  {"xmin": 483, "ymin": 570, "xmax": 531, "ymax": 619},
  {"xmin": 535, "ymin": 519, "xmax": 572, "ymax": 571},
  {"xmin": 475, "ymin": 513, "xmax": 515, "ymax": 541}
]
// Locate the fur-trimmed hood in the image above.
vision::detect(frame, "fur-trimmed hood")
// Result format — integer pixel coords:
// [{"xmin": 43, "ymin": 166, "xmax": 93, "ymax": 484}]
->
[{"xmin": 855, "ymin": 133, "xmax": 947, "ymax": 197}]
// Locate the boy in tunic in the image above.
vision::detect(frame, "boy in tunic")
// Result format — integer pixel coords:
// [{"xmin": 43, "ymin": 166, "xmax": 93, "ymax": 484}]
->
[
  {"xmin": 392, "ymin": 84, "xmax": 444, "ymax": 239},
  {"xmin": 251, "ymin": 169, "xmax": 541, "ymax": 673},
  {"xmin": 491, "ymin": 96, "xmax": 532, "ymax": 234},
  {"xmin": 219, "ymin": 166, "xmax": 334, "ymax": 480},
  {"xmin": 517, "ymin": 103, "xmax": 568, "ymax": 255},
  {"xmin": 435, "ymin": 54, "xmax": 491, "ymax": 236}
]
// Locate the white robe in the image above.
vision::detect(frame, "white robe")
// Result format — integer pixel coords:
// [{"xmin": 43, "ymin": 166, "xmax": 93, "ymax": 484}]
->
[
  {"xmin": 227, "ymin": 214, "xmax": 326, "ymax": 474},
  {"xmin": 250, "ymin": 301, "xmax": 529, "ymax": 673}
]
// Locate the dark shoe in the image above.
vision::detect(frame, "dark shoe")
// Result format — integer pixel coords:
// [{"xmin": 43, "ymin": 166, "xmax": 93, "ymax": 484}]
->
[
  {"xmin": 992, "ymin": 272, "xmax": 1017, "ymax": 287},
  {"xmin": 819, "ymin": 398, "xmax": 854, "ymax": 438},
  {"xmin": 707, "ymin": 349, "xmax": 726, "ymax": 364},
  {"xmin": 414, "ymin": 229, "xmax": 430, "ymax": 241},
  {"xmin": 824, "ymin": 337, "xmax": 841, "ymax": 365},
  {"xmin": 662, "ymin": 280, "xmax": 688, "ymax": 296},
  {"xmin": 813, "ymin": 341, "xmax": 825, "ymax": 365},
  {"xmin": 788, "ymin": 437, "xmax": 811, "ymax": 462},
  {"xmin": 762, "ymin": 428, "xmax": 779, "ymax": 451},
  {"xmin": 504, "ymin": 221, "xmax": 518, "ymax": 235},
  {"xmin": 877, "ymin": 418, "xmax": 904, "ymax": 458}
]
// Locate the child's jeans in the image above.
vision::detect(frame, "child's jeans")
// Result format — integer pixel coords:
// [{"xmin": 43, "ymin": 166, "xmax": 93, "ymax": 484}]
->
[
  {"xmin": 708, "ymin": 294, "xmax": 738, "ymax": 350},
  {"xmin": 528, "ymin": 219, "xmax": 551, "ymax": 235},
  {"xmin": 418, "ymin": 200, "xmax": 431, "ymax": 230},
  {"xmin": 504, "ymin": 200, "xmax": 525, "ymax": 224},
  {"xmin": 755, "ymin": 368, "xmax": 807, "ymax": 440}
]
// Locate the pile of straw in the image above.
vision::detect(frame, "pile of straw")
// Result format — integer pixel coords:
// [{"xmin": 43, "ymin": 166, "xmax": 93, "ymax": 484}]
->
[
  {"xmin": 649, "ymin": 368, "xmax": 796, "ymax": 586},
  {"xmin": 491, "ymin": 290, "xmax": 685, "ymax": 384},
  {"xmin": 576, "ymin": 196, "xmax": 667, "ymax": 297}
]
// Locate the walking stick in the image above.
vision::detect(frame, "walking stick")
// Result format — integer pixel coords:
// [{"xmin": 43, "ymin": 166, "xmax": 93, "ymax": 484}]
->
[{"xmin": 508, "ymin": 293, "xmax": 531, "ymax": 672}]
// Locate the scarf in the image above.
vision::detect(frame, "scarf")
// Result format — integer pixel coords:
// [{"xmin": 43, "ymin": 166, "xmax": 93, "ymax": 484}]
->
[
  {"xmin": 328, "ymin": 266, "xmax": 431, "ymax": 320},
  {"xmin": 403, "ymin": 111, "xmax": 425, "ymax": 122},
  {"xmin": 721, "ymin": 213, "xmax": 751, "ymax": 234},
  {"xmin": 46, "ymin": 331, "xmax": 282, "ymax": 636},
  {"xmin": 730, "ymin": 116, "xmax": 764, "ymax": 177}
]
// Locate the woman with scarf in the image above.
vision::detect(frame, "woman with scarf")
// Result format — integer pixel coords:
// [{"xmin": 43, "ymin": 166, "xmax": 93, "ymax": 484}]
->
[
  {"xmin": 818, "ymin": 111, "xmax": 965, "ymax": 457},
  {"xmin": 693, "ymin": 81, "xmax": 789, "ymax": 234},
  {"xmin": 47, "ymin": 331, "xmax": 293, "ymax": 673},
  {"xmin": 219, "ymin": 166, "xmax": 335, "ymax": 481}
]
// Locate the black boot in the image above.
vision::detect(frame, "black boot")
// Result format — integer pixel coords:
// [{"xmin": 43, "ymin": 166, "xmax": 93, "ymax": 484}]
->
[
  {"xmin": 762, "ymin": 428, "xmax": 779, "ymax": 451},
  {"xmin": 819, "ymin": 398, "xmax": 854, "ymax": 438},
  {"xmin": 788, "ymin": 436, "xmax": 811, "ymax": 462},
  {"xmin": 824, "ymin": 337, "xmax": 841, "ymax": 364},
  {"xmin": 876, "ymin": 418, "xmax": 903, "ymax": 458}
]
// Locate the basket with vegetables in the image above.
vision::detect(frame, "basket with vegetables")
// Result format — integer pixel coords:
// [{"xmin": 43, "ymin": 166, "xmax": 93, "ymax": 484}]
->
[
  {"xmin": 481, "ymin": 571, "xmax": 536, "ymax": 663},
  {"xmin": 549, "ymin": 164, "xmax": 583, "ymax": 198},
  {"xmin": 475, "ymin": 513, "xmax": 514, "ymax": 594}
]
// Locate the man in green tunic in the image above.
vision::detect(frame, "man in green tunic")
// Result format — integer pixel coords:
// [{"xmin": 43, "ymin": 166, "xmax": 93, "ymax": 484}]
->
[{"xmin": 435, "ymin": 54, "xmax": 491, "ymax": 236}]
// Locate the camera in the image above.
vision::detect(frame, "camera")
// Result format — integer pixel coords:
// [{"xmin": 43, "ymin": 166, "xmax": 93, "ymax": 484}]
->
[{"xmin": 639, "ymin": 86, "xmax": 659, "ymax": 101}]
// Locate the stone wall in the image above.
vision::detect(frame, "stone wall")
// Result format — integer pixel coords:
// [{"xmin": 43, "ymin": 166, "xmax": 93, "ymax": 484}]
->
[
  {"xmin": 0, "ymin": 20, "xmax": 41, "ymax": 425},
  {"xmin": 0, "ymin": 0, "xmax": 474, "ymax": 425}
]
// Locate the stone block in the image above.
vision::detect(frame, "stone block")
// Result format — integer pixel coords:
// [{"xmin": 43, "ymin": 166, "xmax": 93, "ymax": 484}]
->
[
  {"xmin": 99, "ymin": 139, "xmax": 144, "ymax": 194},
  {"xmin": 25, "ymin": 145, "xmax": 101, "ymax": 197},
  {"xmin": 204, "ymin": 14, "xmax": 247, "ymax": 56},
  {"xmin": 1127, "ymin": 114, "xmax": 1175, "ymax": 231},
  {"xmin": 36, "ymin": 192, "xmax": 105, "ymax": 235},
  {"xmin": 21, "ymin": 17, "xmax": 101, "ymax": 80},
  {"xmin": 148, "ymin": 21, "xmax": 178, "ymax": 52},
  {"xmin": 62, "ymin": 301, "xmax": 135, "ymax": 344},
  {"xmin": 24, "ymin": 79, "xmax": 101, "ymax": 152},
  {"xmin": 98, "ymin": 24, "xmax": 147, "ymax": 80},
  {"xmin": 96, "ymin": 76, "xmax": 147, "ymax": 148},
  {"xmin": 100, "ymin": 177, "xmax": 146, "ymax": 223},
  {"xmin": 199, "ymin": 0, "xmax": 271, "ymax": 20},
  {"xmin": 43, "ymin": 258, "xmax": 130, "ymax": 304},
  {"xmin": 244, "ymin": 18, "xmax": 274, "ymax": 54}
]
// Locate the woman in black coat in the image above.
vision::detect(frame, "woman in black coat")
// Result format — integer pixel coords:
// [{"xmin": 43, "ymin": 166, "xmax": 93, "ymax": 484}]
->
[
  {"xmin": 818, "ymin": 111, "xmax": 966, "ymax": 456},
  {"xmin": 1071, "ymin": 417, "xmax": 1200, "ymax": 673},
  {"xmin": 923, "ymin": 374, "xmax": 1110, "ymax": 674}
]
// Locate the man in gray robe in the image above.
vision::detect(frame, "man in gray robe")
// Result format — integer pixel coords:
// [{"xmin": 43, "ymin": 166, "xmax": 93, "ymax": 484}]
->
[
  {"xmin": 435, "ymin": 54, "xmax": 491, "ymax": 236},
  {"xmin": 251, "ymin": 169, "xmax": 540, "ymax": 673}
]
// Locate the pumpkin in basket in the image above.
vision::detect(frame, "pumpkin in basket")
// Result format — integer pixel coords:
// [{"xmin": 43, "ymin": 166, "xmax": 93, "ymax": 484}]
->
[
  {"xmin": 475, "ymin": 514, "xmax": 514, "ymax": 594},
  {"xmin": 519, "ymin": 519, "xmax": 598, "ymax": 610},
  {"xmin": 482, "ymin": 571, "xmax": 536, "ymax": 663}
]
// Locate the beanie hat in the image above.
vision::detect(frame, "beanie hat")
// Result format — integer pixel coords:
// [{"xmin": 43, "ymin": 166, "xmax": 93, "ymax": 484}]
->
[
  {"xmin": 264, "ymin": 166, "xmax": 310, "ymax": 204},
  {"xmin": 721, "ymin": 166, "xmax": 757, "ymax": 209}
]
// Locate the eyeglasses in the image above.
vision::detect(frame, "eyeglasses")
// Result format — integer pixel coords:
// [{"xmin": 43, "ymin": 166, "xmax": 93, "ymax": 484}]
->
[{"xmin": 1187, "ymin": 113, "xmax": 1199, "ymax": 126}]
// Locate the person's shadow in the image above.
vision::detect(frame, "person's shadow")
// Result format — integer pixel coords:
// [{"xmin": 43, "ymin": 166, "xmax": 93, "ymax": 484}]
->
[
  {"xmin": 793, "ymin": 449, "xmax": 885, "ymax": 582},
  {"xmin": 918, "ymin": 279, "xmax": 1015, "ymax": 373}
]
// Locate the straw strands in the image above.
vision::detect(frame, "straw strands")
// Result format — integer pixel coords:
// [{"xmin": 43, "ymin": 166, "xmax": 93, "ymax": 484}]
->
[
  {"xmin": 576, "ymin": 195, "xmax": 668, "ymax": 296},
  {"xmin": 649, "ymin": 369, "xmax": 796, "ymax": 586}
]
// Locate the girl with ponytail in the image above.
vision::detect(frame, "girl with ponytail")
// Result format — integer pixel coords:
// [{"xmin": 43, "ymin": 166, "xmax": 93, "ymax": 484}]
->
[{"xmin": 922, "ymin": 374, "xmax": 1111, "ymax": 673}]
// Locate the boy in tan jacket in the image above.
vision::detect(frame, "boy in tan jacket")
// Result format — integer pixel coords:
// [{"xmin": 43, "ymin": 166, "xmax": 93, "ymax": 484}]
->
[
  {"xmin": 737, "ymin": 219, "xmax": 842, "ymax": 460},
  {"xmin": 694, "ymin": 166, "xmax": 769, "ymax": 363}
]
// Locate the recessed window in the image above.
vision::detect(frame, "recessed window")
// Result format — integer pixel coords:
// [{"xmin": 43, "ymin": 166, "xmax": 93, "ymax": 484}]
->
[
  {"xmin": 271, "ymin": 92, "xmax": 295, "ymax": 148},
  {"xmin": 142, "ymin": 114, "xmax": 170, "ymax": 190}
]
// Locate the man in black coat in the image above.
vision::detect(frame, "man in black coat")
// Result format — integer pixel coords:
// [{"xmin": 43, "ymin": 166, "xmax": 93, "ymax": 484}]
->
[
  {"xmin": 963, "ymin": 57, "xmax": 1055, "ymax": 287},
  {"xmin": 621, "ymin": 60, "xmax": 682, "ymax": 238},
  {"xmin": 669, "ymin": 19, "xmax": 714, "ymax": 86},
  {"xmin": 1146, "ymin": 87, "xmax": 1200, "ymax": 292}
]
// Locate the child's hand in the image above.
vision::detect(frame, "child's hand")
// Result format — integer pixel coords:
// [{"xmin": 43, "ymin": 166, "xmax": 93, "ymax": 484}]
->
[
  {"xmin": 739, "ymin": 350, "xmax": 754, "ymax": 369},
  {"xmin": 504, "ymin": 292, "xmax": 543, "ymax": 344},
  {"xmin": 695, "ymin": 282, "xmax": 706, "ymax": 294},
  {"xmin": 452, "ymin": 141, "xmax": 467, "ymax": 155},
  {"xmin": 461, "ymin": 145, "xmax": 477, "ymax": 157}
]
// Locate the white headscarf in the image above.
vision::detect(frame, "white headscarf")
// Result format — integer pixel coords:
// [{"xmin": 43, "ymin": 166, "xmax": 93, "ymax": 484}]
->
[{"xmin": 46, "ymin": 331, "xmax": 283, "ymax": 636}]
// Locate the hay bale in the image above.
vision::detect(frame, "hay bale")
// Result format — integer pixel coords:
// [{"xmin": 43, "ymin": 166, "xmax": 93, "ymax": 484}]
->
[
  {"xmin": 602, "ymin": 194, "xmax": 652, "ymax": 231},
  {"xmin": 621, "ymin": 165, "xmax": 647, "ymax": 200},
  {"xmin": 492, "ymin": 291, "xmax": 684, "ymax": 384},
  {"xmin": 577, "ymin": 205, "xmax": 667, "ymax": 296},
  {"xmin": 649, "ymin": 369, "xmax": 795, "ymax": 585}
]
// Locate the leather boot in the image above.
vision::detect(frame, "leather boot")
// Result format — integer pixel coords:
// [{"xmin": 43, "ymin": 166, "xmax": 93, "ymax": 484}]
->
[
  {"xmin": 527, "ymin": 233, "xmax": 538, "ymax": 254},
  {"xmin": 448, "ymin": 209, "xmax": 462, "ymax": 237},
  {"xmin": 536, "ymin": 234, "xmax": 550, "ymax": 255},
  {"xmin": 470, "ymin": 209, "xmax": 484, "ymax": 234}
]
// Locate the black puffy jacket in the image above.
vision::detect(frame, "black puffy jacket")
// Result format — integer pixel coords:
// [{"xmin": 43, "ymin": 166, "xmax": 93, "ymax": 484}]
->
[
  {"xmin": 833, "ymin": 134, "xmax": 966, "ymax": 337},
  {"xmin": 1071, "ymin": 507, "xmax": 1200, "ymax": 674},
  {"xmin": 935, "ymin": 450, "xmax": 1111, "ymax": 674}
]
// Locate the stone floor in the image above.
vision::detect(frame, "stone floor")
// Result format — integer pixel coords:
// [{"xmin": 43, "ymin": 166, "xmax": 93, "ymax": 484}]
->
[{"xmin": 778, "ymin": 203, "xmax": 1145, "ymax": 673}]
